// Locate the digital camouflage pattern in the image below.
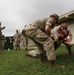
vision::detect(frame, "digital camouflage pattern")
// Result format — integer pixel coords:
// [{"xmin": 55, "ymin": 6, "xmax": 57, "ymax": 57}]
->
[{"xmin": 25, "ymin": 17, "xmax": 56, "ymax": 61}]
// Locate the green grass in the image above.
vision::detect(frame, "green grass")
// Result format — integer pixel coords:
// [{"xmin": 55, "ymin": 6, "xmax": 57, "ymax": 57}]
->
[{"xmin": 0, "ymin": 45, "xmax": 74, "ymax": 75}]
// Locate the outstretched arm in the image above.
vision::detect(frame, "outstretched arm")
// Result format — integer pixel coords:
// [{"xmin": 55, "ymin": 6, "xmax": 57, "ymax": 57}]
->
[{"xmin": 0, "ymin": 26, "xmax": 5, "ymax": 30}]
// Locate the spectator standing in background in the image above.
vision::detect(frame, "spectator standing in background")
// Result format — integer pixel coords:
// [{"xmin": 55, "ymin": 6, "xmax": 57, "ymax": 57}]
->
[
  {"xmin": 0, "ymin": 22, "xmax": 5, "ymax": 53},
  {"xmin": 22, "ymin": 25, "xmax": 28, "ymax": 50},
  {"xmin": 13, "ymin": 29, "xmax": 21, "ymax": 50}
]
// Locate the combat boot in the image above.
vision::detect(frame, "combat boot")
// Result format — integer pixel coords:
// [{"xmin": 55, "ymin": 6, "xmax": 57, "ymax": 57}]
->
[
  {"xmin": 49, "ymin": 60, "xmax": 56, "ymax": 67},
  {"xmin": 39, "ymin": 54, "xmax": 45, "ymax": 63}
]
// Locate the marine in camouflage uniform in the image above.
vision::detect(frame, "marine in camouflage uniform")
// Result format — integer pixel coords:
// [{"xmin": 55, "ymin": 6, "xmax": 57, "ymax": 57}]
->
[
  {"xmin": 25, "ymin": 14, "xmax": 59, "ymax": 66},
  {"xmin": 13, "ymin": 30, "xmax": 21, "ymax": 50},
  {"xmin": 27, "ymin": 23, "xmax": 73, "ymax": 58},
  {"xmin": 0, "ymin": 31, "xmax": 3, "ymax": 53},
  {"xmin": 22, "ymin": 25, "xmax": 28, "ymax": 50},
  {"xmin": 0, "ymin": 22, "xmax": 5, "ymax": 53},
  {"xmin": 2, "ymin": 35, "xmax": 5, "ymax": 51},
  {"xmin": 51, "ymin": 23, "xmax": 73, "ymax": 55}
]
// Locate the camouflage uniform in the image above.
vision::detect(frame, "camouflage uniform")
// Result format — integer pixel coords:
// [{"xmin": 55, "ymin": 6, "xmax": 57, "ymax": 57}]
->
[
  {"xmin": 27, "ymin": 24, "xmax": 72, "ymax": 57},
  {"xmin": 13, "ymin": 30, "xmax": 21, "ymax": 50},
  {"xmin": 1, "ymin": 35, "xmax": 5, "ymax": 51},
  {"xmin": 51, "ymin": 25, "xmax": 73, "ymax": 55},
  {"xmin": 0, "ymin": 22, "xmax": 5, "ymax": 52},
  {"xmin": 0, "ymin": 32, "xmax": 5, "ymax": 52},
  {"xmin": 0, "ymin": 31, "xmax": 2, "ymax": 52},
  {"xmin": 22, "ymin": 28, "xmax": 28, "ymax": 50},
  {"xmin": 25, "ymin": 14, "xmax": 59, "ymax": 61}
]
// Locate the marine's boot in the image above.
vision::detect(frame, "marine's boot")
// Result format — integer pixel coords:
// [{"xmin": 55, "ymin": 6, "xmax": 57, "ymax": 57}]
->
[{"xmin": 39, "ymin": 54, "xmax": 44, "ymax": 63}]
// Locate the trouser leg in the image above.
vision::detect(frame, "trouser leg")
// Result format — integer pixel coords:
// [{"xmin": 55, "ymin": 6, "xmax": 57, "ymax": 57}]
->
[
  {"xmin": 26, "ymin": 29, "xmax": 56, "ymax": 62},
  {"xmin": 66, "ymin": 44, "xmax": 72, "ymax": 55},
  {"xmin": 34, "ymin": 41, "xmax": 45, "ymax": 62},
  {"xmin": 54, "ymin": 39, "xmax": 62, "ymax": 50}
]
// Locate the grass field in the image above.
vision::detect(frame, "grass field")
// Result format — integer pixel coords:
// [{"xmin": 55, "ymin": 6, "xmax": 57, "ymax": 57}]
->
[{"xmin": 0, "ymin": 45, "xmax": 74, "ymax": 75}]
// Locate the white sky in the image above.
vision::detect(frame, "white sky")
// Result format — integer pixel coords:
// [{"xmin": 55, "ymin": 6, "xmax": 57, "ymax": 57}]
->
[{"xmin": 0, "ymin": 0, "xmax": 74, "ymax": 36}]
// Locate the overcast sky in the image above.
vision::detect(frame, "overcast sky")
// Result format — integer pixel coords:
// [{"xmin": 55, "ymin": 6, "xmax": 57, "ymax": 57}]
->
[{"xmin": 0, "ymin": 0, "xmax": 74, "ymax": 36}]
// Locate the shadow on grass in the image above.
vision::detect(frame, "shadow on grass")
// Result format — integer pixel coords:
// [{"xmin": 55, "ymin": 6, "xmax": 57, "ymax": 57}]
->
[{"xmin": 55, "ymin": 54, "xmax": 74, "ymax": 67}]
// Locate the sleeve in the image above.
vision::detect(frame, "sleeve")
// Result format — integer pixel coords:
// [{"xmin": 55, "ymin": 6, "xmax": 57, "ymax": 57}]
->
[
  {"xmin": 46, "ymin": 18, "xmax": 53, "ymax": 26},
  {"xmin": 0, "ymin": 26, "xmax": 5, "ymax": 30},
  {"xmin": 51, "ymin": 26, "xmax": 60, "ymax": 38}
]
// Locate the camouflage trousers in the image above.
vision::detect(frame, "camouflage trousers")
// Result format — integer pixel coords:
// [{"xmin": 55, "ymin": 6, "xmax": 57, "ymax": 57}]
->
[
  {"xmin": 26, "ymin": 28, "xmax": 56, "ymax": 61},
  {"xmin": 14, "ymin": 41, "xmax": 20, "ymax": 50},
  {"xmin": 54, "ymin": 38, "xmax": 72, "ymax": 51}
]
